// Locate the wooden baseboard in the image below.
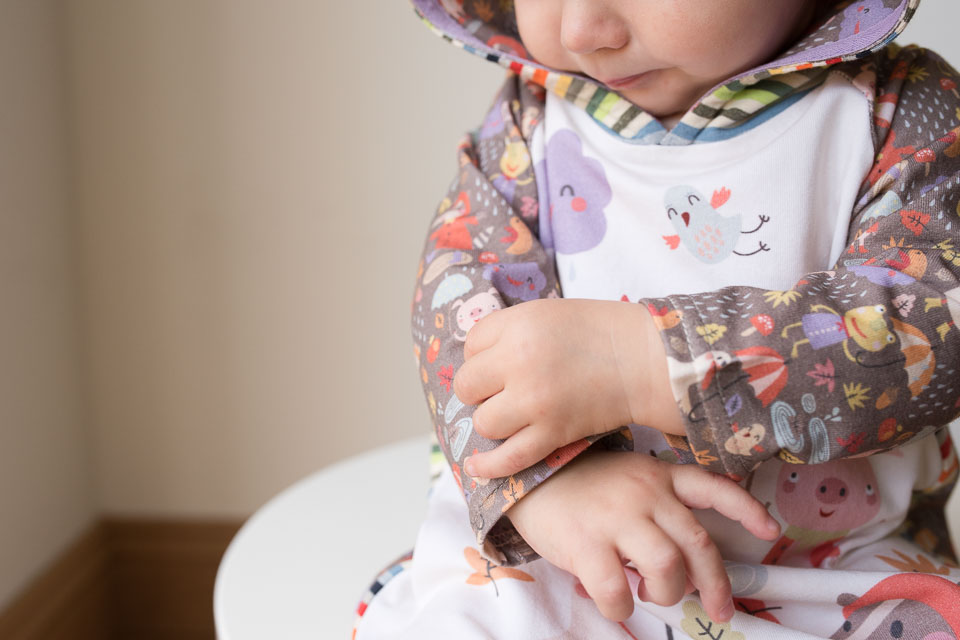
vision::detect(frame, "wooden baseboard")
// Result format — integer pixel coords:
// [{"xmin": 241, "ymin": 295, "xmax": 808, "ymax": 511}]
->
[
  {"xmin": 0, "ymin": 517, "xmax": 243, "ymax": 640},
  {"xmin": 0, "ymin": 523, "xmax": 111, "ymax": 640}
]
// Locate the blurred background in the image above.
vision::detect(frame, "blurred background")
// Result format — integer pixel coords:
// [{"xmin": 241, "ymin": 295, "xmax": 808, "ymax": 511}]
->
[{"xmin": 0, "ymin": 1, "xmax": 956, "ymax": 638}]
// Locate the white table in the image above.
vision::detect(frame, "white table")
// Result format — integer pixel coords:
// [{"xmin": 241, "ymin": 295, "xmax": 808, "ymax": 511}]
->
[{"xmin": 214, "ymin": 435, "xmax": 432, "ymax": 639}]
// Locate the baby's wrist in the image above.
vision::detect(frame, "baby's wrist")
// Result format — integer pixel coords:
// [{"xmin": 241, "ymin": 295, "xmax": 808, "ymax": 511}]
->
[{"xmin": 621, "ymin": 303, "xmax": 685, "ymax": 436}]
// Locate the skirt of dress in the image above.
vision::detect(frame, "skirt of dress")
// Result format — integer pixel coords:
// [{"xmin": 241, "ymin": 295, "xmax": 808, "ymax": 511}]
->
[{"xmin": 353, "ymin": 450, "xmax": 960, "ymax": 640}]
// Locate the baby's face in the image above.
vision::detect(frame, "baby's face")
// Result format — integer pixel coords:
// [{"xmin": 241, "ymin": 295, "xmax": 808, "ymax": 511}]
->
[{"xmin": 514, "ymin": 0, "xmax": 817, "ymax": 123}]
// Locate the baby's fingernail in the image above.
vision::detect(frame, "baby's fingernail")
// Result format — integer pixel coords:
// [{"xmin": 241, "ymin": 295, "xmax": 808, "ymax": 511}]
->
[
  {"xmin": 464, "ymin": 457, "xmax": 477, "ymax": 477},
  {"xmin": 766, "ymin": 518, "xmax": 781, "ymax": 535},
  {"xmin": 719, "ymin": 601, "xmax": 734, "ymax": 620}
]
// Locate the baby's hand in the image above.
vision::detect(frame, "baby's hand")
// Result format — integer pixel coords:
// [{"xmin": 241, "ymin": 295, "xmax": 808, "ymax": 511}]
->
[
  {"xmin": 454, "ymin": 298, "xmax": 667, "ymax": 479},
  {"xmin": 505, "ymin": 450, "xmax": 781, "ymax": 623}
]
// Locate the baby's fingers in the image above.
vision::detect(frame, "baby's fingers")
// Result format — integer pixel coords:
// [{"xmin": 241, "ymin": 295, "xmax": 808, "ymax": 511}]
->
[
  {"xmin": 672, "ymin": 466, "xmax": 780, "ymax": 541},
  {"xmin": 464, "ymin": 427, "xmax": 556, "ymax": 479},
  {"xmin": 452, "ymin": 350, "xmax": 503, "ymax": 406},
  {"xmin": 472, "ymin": 392, "xmax": 525, "ymax": 440},
  {"xmin": 655, "ymin": 502, "xmax": 734, "ymax": 623},
  {"xmin": 619, "ymin": 521, "xmax": 687, "ymax": 609},
  {"xmin": 575, "ymin": 551, "xmax": 634, "ymax": 622}
]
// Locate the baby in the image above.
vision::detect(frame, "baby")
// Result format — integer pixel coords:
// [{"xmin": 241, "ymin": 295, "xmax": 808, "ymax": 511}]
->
[{"xmin": 354, "ymin": 1, "xmax": 960, "ymax": 638}]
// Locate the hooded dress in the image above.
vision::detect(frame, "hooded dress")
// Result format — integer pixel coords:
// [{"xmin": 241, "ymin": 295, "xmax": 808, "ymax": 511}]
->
[{"xmin": 354, "ymin": 1, "xmax": 960, "ymax": 638}]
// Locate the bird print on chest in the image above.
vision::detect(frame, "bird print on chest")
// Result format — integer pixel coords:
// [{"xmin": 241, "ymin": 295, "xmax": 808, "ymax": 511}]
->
[{"xmin": 662, "ymin": 185, "xmax": 771, "ymax": 264}]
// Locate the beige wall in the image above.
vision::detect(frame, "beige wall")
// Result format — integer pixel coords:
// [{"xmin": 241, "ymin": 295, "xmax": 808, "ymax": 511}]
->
[
  {"xmin": 63, "ymin": 0, "xmax": 504, "ymax": 517},
  {"xmin": 0, "ymin": 0, "xmax": 96, "ymax": 609}
]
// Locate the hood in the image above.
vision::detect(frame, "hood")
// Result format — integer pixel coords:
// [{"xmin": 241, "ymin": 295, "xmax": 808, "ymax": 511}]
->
[{"xmin": 412, "ymin": 0, "xmax": 920, "ymax": 144}]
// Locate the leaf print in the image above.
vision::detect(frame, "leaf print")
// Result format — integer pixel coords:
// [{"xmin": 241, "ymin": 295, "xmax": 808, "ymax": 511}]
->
[
  {"xmin": 501, "ymin": 475, "xmax": 526, "ymax": 511},
  {"xmin": 692, "ymin": 446, "xmax": 719, "ymax": 466},
  {"xmin": 806, "ymin": 359, "xmax": 837, "ymax": 393},
  {"xmin": 438, "ymin": 365, "xmax": 454, "ymax": 393},
  {"xmin": 882, "ymin": 237, "xmax": 910, "ymax": 251},
  {"xmin": 907, "ymin": 64, "xmax": 929, "ymax": 83},
  {"xmin": 892, "ymin": 293, "xmax": 916, "ymax": 317},
  {"xmin": 900, "ymin": 209, "xmax": 931, "ymax": 235},
  {"xmin": 878, "ymin": 416, "xmax": 899, "ymax": 441},
  {"xmin": 696, "ymin": 323, "xmax": 727, "ymax": 345},
  {"xmin": 734, "ymin": 598, "xmax": 782, "ymax": 624},
  {"xmin": 843, "ymin": 382, "xmax": 871, "ymax": 411},
  {"xmin": 837, "ymin": 431, "xmax": 867, "ymax": 453},
  {"xmin": 680, "ymin": 600, "xmax": 745, "ymax": 640},
  {"xmin": 876, "ymin": 387, "xmax": 900, "ymax": 411},
  {"xmin": 875, "ymin": 549, "xmax": 955, "ymax": 574},
  {"xmin": 763, "ymin": 289, "xmax": 802, "ymax": 308},
  {"xmin": 463, "ymin": 547, "xmax": 534, "ymax": 596}
]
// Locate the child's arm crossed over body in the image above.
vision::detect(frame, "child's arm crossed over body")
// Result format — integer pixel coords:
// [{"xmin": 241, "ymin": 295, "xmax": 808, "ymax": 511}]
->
[
  {"xmin": 414, "ymin": 46, "xmax": 960, "ymax": 627},
  {"xmin": 453, "ymin": 297, "xmax": 782, "ymax": 623}
]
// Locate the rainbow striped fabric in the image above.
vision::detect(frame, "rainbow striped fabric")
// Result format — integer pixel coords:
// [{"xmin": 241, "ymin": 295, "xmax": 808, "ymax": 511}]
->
[{"xmin": 412, "ymin": 0, "xmax": 920, "ymax": 145}]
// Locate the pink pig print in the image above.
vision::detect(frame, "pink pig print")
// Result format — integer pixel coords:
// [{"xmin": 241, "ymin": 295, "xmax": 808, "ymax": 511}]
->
[{"xmin": 763, "ymin": 458, "xmax": 881, "ymax": 567}]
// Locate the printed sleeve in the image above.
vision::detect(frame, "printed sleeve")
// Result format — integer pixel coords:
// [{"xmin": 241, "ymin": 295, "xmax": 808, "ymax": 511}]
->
[
  {"xmin": 640, "ymin": 45, "xmax": 960, "ymax": 481},
  {"xmin": 411, "ymin": 74, "xmax": 631, "ymax": 565}
]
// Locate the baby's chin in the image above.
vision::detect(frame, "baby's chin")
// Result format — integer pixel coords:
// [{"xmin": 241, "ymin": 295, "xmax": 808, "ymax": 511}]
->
[{"xmin": 618, "ymin": 87, "xmax": 700, "ymax": 124}]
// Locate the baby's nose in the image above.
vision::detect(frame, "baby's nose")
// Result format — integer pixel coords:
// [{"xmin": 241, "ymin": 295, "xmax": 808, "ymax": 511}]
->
[
  {"xmin": 815, "ymin": 478, "xmax": 849, "ymax": 504},
  {"xmin": 559, "ymin": 3, "xmax": 629, "ymax": 55}
]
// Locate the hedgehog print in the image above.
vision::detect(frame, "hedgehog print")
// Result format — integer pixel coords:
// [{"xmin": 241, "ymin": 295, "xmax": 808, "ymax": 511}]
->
[{"xmin": 663, "ymin": 185, "xmax": 771, "ymax": 264}]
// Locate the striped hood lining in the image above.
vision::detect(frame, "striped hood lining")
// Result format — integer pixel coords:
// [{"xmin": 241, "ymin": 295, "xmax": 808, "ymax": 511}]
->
[{"xmin": 412, "ymin": 0, "xmax": 920, "ymax": 145}]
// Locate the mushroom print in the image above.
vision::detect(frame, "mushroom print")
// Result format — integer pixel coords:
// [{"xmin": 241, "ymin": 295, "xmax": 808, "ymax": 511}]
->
[
  {"xmin": 741, "ymin": 314, "xmax": 775, "ymax": 337},
  {"xmin": 940, "ymin": 77, "xmax": 959, "ymax": 99},
  {"xmin": 915, "ymin": 146, "xmax": 936, "ymax": 176},
  {"xmin": 941, "ymin": 126, "xmax": 960, "ymax": 158}
]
